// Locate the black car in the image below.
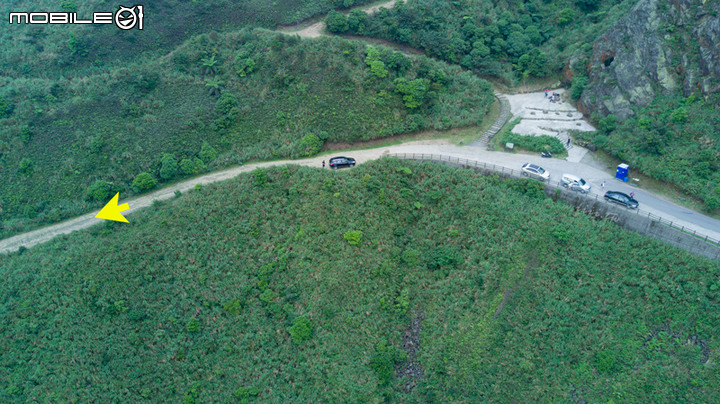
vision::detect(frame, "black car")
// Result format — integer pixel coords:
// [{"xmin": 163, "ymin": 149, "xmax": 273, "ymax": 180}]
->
[
  {"xmin": 329, "ymin": 156, "xmax": 356, "ymax": 169},
  {"xmin": 604, "ymin": 191, "xmax": 639, "ymax": 209}
]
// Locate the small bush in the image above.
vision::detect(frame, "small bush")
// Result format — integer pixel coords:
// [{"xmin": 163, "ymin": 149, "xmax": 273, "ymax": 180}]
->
[
  {"xmin": 223, "ymin": 298, "xmax": 242, "ymax": 315},
  {"xmin": 426, "ymin": 246, "xmax": 460, "ymax": 270},
  {"xmin": 343, "ymin": 230, "xmax": 363, "ymax": 246},
  {"xmin": 86, "ymin": 180, "xmax": 113, "ymax": 201},
  {"xmin": 233, "ymin": 386, "xmax": 260, "ymax": 401},
  {"xmin": 186, "ymin": 317, "xmax": 201, "ymax": 332},
  {"xmin": 18, "ymin": 158, "xmax": 34, "ymax": 175},
  {"xmin": 287, "ymin": 316, "xmax": 313, "ymax": 344}
]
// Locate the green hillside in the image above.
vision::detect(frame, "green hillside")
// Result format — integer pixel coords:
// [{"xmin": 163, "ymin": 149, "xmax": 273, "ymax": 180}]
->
[
  {"xmin": 1, "ymin": 158, "xmax": 717, "ymax": 402},
  {"xmin": 328, "ymin": 0, "xmax": 638, "ymax": 83},
  {"xmin": 0, "ymin": 0, "xmax": 378, "ymax": 78},
  {"xmin": 0, "ymin": 29, "xmax": 494, "ymax": 238}
]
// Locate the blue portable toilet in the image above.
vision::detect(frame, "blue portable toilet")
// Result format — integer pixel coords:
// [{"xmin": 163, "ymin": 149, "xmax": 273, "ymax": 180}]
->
[{"xmin": 616, "ymin": 163, "xmax": 629, "ymax": 182}]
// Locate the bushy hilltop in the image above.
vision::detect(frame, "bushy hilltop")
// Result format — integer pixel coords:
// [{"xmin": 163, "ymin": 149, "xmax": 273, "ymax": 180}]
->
[
  {"xmin": 0, "ymin": 28, "xmax": 493, "ymax": 238},
  {"xmin": 0, "ymin": 158, "xmax": 718, "ymax": 402},
  {"xmin": 0, "ymin": 0, "xmax": 377, "ymax": 78}
]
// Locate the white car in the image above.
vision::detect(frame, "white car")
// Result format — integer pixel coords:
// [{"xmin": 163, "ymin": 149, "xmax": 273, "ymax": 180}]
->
[
  {"xmin": 521, "ymin": 163, "xmax": 550, "ymax": 182},
  {"xmin": 560, "ymin": 174, "xmax": 591, "ymax": 193}
]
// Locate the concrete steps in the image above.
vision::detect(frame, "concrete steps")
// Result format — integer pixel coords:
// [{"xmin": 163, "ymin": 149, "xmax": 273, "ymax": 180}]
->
[{"xmin": 469, "ymin": 92, "xmax": 511, "ymax": 147}]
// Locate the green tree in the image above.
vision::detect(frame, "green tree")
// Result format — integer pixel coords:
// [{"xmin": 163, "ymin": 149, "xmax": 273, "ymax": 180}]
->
[
  {"xmin": 394, "ymin": 78, "xmax": 430, "ymax": 110},
  {"xmin": 180, "ymin": 158, "xmax": 196, "ymax": 175},
  {"xmin": 159, "ymin": 153, "xmax": 178, "ymax": 180},
  {"xmin": 18, "ymin": 158, "xmax": 34, "ymax": 175},
  {"xmin": 235, "ymin": 57, "xmax": 256, "ymax": 77},
  {"xmin": 326, "ymin": 10, "xmax": 348, "ymax": 33},
  {"xmin": 347, "ymin": 10, "xmax": 368, "ymax": 34},
  {"xmin": 576, "ymin": 0, "xmax": 601, "ymax": 12},
  {"xmin": 369, "ymin": 60, "xmax": 388, "ymax": 78},
  {"xmin": 295, "ymin": 133, "xmax": 323, "ymax": 157},
  {"xmin": 570, "ymin": 76, "xmax": 588, "ymax": 99},
  {"xmin": 199, "ymin": 142, "xmax": 217, "ymax": 164},
  {"xmin": 186, "ymin": 317, "xmax": 201, "ymax": 332},
  {"xmin": 132, "ymin": 172, "xmax": 157, "ymax": 192}
]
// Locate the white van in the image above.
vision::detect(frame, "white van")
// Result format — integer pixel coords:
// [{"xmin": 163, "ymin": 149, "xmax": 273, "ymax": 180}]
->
[{"xmin": 561, "ymin": 174, "xmax": 591, "ymax": 193}]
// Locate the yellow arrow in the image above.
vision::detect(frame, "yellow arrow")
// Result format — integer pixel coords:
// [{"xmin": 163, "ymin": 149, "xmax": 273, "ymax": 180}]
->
[{"xmin": 95, "ymin": 192, "xmax": 129, "ymax": 223}]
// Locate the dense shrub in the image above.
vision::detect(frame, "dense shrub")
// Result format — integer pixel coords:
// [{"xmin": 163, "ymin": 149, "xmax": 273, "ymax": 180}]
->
[
  {"xmin": 86, "ymin": 180, "xmax": 114, "ymax": 201},
  {"xmin": 287, "ymin": 316, "xmax": 313, "ymax": 344},
  {"xmin": 343, "ymin": 230, "xmax": 363, "ymax": 246},
  {"xmin": 159, "ymin": 154, "xmax": 178, "ymax": 180},
  {"xmin": 132, "ymin": 172, "xmax": 158, "ymax": 192}
]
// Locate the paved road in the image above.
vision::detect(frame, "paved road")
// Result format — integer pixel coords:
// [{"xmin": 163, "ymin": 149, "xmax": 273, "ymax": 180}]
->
[{"xmin": 2, "ymin": 139, "xmax": 719, "ymax": 255}]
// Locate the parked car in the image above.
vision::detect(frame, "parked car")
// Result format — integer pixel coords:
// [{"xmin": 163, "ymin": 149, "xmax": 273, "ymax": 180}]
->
[
  {"xmin": 561, "ymin": 174, "xmax": 591, "ymax": 194},
  {"xmin": 604, "ymin": 191, "xmax": 639, "ymax": 209},
  {"xmin": 521, "ymin": 163, "xmax": 550, "ymax": 181},
  {"xmin": 329, "ymin": 156, "xmax": 356, "ymax": 169}
]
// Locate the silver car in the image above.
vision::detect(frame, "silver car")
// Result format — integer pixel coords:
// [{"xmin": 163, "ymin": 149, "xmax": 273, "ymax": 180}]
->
[
  {"xmin": 521, "ymin": 163, "xmax": 550, "ymax": 181},
  {"xmin": 560, "ymin": 174, "xmax": 591, "ymax": 193}
]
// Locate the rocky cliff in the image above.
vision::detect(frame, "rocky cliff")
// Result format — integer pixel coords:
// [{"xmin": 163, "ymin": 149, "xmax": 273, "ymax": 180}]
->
[{"xmin": 578, "ymin": 0, "xmax": 720, "ymax": 119}]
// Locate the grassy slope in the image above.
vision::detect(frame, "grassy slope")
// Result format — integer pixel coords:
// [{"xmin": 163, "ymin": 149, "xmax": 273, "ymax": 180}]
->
[
  {"xmin": 0, "ymin": 158, "xmax": 717, "ymax": 402},
  {"xmin": 0, "ymin": 29, "xmax": 494, "ymax": 238}
]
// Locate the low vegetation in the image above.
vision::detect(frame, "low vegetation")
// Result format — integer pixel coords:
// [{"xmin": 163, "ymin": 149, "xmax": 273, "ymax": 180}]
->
[
  {"xmin": 0, "ymin": 158, "xmax": 717, "ymax": 402},
  {"xmin": 501, "ymin": 133, "xmax": 566, "ymax": 155},
  {"xmin": 0, "ymin": 29, "xmax": 493, "ymax": 238}
]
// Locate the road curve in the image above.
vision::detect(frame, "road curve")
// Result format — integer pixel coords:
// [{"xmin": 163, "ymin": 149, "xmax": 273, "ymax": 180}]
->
[{"xmin": 2, "ymin": 140, "xmax": 720, "ymax": 254}]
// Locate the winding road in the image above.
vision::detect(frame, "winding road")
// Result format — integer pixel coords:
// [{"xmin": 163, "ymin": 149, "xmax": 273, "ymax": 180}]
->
[{"xmin": 2, "ymin": 0, "xmax": 719, "ymax": 255}]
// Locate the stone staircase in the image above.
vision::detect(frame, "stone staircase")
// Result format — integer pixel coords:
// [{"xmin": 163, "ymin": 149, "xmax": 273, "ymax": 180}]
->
[{"xmin": 469, "ymin": 92, "xmax": 511, "ymax": 147}]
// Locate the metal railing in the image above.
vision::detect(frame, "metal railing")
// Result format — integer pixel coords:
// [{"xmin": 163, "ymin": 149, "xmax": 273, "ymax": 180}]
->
[{"xmin": 386, "ymin": 153, "xmax": 720, "ymax": 247}]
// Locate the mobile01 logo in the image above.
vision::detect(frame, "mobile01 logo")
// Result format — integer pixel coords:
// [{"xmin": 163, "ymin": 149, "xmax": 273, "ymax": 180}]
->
[{"xmin": 9, "ymin": 5, "xmax": 144, "ymax": 30}]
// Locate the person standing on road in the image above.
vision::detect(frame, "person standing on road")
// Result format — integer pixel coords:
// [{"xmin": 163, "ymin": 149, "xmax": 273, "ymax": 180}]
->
[
  {"xmin": 601, "ymin": 181, "xmax": 605, "ymax": 189},
  {"xmin": 566, "ymin": 138, "xmax": 571, "ymax": 147},
  {"xmin": 630, "ymin": 191, "xmax": 635, "ymax": 198},
  {"xmin": 545, "ymin": 88, "xmax": 548, "ymax": 98},
  {"xmin": 322, "ymin": 160, "xmax": 325, "ymax": 168}
]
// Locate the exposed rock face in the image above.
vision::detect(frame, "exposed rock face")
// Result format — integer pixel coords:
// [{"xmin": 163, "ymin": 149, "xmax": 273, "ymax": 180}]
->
[{"xmin": 579, "ymin": 0, "xmax": 720, "ymax": 119}]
